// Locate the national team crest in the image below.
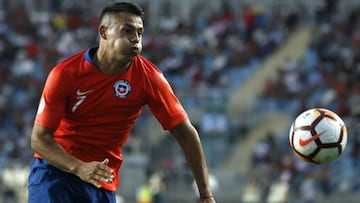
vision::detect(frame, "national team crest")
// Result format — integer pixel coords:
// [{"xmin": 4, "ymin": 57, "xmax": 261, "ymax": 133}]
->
[{"xmin": 113, "ymin": 80, "xmax": 131, "ymax": 98}]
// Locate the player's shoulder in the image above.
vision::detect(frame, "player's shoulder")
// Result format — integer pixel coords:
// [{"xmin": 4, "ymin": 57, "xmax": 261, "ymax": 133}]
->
[
  {"xmin": 135, "ymin": 55, "xmax": 162, "ymax": 74},
  {"xmin": 134, "ymin": 55, "xmax": 171, "ymax": 88},
  {"xmin": 51, "ymin": 50, "xmax": 87, "ymax": 75}
]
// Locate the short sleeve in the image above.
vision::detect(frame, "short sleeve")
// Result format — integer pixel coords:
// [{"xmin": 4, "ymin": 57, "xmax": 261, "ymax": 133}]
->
[
  {"xmin": 35, "ymin": 66, "xmax": 69, "ymax": 129},
  {"xmin": 146, "ymin": 72, "xmax": 187, "ymax": 130}
]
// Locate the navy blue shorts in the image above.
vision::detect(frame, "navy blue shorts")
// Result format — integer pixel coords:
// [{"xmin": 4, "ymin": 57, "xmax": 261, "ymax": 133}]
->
[{"xmin": 28, "ymin": 158, "xmax": 116, "ymax": 203}]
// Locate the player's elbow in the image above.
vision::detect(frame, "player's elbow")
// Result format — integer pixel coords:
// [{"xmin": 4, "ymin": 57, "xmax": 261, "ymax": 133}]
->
[
  {"xmin": 30, "ymin": 124, "xmax": 55, "ymax": 153},
  {"xmin": 30, "ymin": 132, "xmax": 41, "ymax": 152},
  {"xmin": 170, "ymin": 119, "xmax": 200, "ymax": 146},
  {"xmin": 30, "ymin": 130, "xmax": 43, "ymax": 153}
]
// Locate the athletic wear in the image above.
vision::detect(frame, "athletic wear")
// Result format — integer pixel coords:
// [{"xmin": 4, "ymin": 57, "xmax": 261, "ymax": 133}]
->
[
  {"xmin": 32, "ymin": 47, "xmax": 187, "ymax": 191},
  {"xmin": 28, "ymin": 158, "xmax": 116, "ymax": 203}
]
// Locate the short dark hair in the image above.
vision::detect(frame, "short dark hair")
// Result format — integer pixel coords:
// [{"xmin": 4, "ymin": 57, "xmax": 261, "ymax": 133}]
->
[{"xmin": 99, "ymin": 2, "xmax": 144, "ymax": 22}]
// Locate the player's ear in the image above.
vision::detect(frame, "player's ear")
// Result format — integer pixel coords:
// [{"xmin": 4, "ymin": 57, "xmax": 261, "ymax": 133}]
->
[{"xmin": 99, "ymin": 25, "xmax": 107, "ymax": 40}]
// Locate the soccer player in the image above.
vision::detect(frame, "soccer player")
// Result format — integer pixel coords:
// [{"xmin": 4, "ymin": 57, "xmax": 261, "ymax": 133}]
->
[{"xmin": 28, "ymin": 2, "xmax": 216, "ymax": 203}]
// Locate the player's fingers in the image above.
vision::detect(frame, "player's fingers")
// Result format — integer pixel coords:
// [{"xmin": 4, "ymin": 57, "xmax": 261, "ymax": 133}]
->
[
  {"xmin": 96, "ymin": 165, "xmax": 114, "ymax": 175},
  {"xmin": 101, "ymin": 177, "xmax": 114, "ymax": 183},
  {"xmin": 93, "ymin": 164, "xmax": 115, "ymax": 182},
  {"xmin": 89, "ymin": 178, "xmax": 101, "ymax": 188},
  {"xmin": 91, "ymin": 173, "xmax": 110, "ymax": 188},
  {"xmin": 93, "ymin": 171, "xmax": 114, "ymax": 183},
  {"xmin": 99, "ymin": 159, "xmax": 113, "ymax": 172},
  {"xmin": 97, "ymin": 160, "xmax": 114, "ymax": 174},
  {"xmin": 102, "ymin": 158, "xmax": 109, "ymax": 165}
]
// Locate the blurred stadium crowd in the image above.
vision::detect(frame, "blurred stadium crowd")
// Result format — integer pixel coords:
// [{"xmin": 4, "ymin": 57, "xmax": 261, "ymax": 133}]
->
[{"xmin": 0, "ymin": 0, "xmax": 360, "ymax": 202}]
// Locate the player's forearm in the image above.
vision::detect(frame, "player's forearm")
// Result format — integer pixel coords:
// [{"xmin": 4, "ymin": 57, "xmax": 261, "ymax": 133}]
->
[
  {"xmin": 181, "ymin": 135, "xmax": 212, "ymax": 197},
  {"xmin": 31, "ymin": 124, "xmax": 84, "ymax": 174},
  {"xmin": 171, "ymin": 120, "xmax": 213, "ymax": 198}
]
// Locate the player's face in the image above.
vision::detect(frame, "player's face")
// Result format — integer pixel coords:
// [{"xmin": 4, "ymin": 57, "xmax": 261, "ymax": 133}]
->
[{"xmin": 103, "ymin": 12, "xmax": 144, "ymax": 58}]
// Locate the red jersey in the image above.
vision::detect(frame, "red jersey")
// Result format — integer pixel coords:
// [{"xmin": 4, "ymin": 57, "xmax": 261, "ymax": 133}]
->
[{"xmin": 34, "ymin": 48, "xmax": 188, "ymax": 191}]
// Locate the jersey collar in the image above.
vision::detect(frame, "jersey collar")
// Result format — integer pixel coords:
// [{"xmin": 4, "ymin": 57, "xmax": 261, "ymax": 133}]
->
[{"xmin": 85, "ymin": 47, "xmax": 100, "ymax": 70}]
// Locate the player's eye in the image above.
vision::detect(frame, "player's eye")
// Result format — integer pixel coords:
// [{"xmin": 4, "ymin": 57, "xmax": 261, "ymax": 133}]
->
[
  {"xmin": 123, "ymin": 28, "xmax": 132, "ymax": 34},
  {"xmin": 137, "ymin": 31, "xmax": 143, "ymax": 37}
]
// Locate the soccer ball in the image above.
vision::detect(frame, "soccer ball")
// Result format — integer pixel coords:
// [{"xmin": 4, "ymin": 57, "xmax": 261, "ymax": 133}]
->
[{"xmin": 289, "ymin": 108, "xmax": 348, "ymax": 164}]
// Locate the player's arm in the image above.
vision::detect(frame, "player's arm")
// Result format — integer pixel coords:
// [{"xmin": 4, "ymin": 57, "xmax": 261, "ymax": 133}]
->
[
  {"xmin": 170, "ymin": 118, "xmax": 216, "ymax": 203},
  {"xmin": 31, "ymin": 124, "xmax": 81, "ymax": 172},
  {"xmin": 31, "ymin": 124, "xmax": 114, "ymax": 188},
  {"xmin": 31, "ymin": 65, "xmax": 114, "ymax": 187}
]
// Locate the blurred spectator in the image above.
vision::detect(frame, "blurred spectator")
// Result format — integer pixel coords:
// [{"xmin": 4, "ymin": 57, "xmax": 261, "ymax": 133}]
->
[
  {"xmin": 136, "ymin": 180, "xmax": 153, "ymax": 203},
  {"xmin": 1, "ymin": 160, "xmax": 28, "ymax": 203},
  {"xmin": 266, "ymin": 174, "xmax": 290, "ymax": 203},
  {"xmin": 319, "ymin": 166, "xmax": 332, "ymax": 197},
  {"xmin": 298, "ymin": 171, "xmax": 317, "ymax": 203},
  {"xmin": 241, "ymin": 175, "xmax": 262, "ymax": 203},
  {"xmin": 149, "ymin": 169, "xmax": 167, "ymax": 203}
]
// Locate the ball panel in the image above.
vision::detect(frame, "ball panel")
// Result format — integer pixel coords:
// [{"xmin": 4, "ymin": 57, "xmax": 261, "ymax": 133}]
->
[
  {"xmin": 340, "ymin": 125, "xmax": 348, "ymax": 149},
  {"xmin": 288, "ymin": 108, "xmax": 348, "ymax": 164},
  {"xmin": 313, "ymin": 148, "xmax": 340, "ymax": 163},
  {"xmin": 289, "ymin": 122, "xmax": 294, "ymax": 146},
  {"xmin": 292, "ymin": 130, "xmax": 317, "ymax": 155},
  {"xmin": 316, "ymin": 117, "xmax": 341, "ymax": 142},
  {"xmin": 294, "ymin": 109, "xmax": 319, "ymax": 126},
  {"xmin": 321, "ymin": 108, "xmax": 345, "ymax": 126}
]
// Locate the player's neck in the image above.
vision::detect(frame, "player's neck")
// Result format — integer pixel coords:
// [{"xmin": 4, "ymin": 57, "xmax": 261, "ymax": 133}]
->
[{"xmin": 93, "ymin": 50, "xmax": 132, "ymax": 75}]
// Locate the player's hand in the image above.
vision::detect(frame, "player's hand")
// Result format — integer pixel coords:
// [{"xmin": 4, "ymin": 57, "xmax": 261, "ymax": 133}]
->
[
  {"xmin": 75, "ymin": 158, "xmax": 114, "ymax": 188},
  {"xmin": 199, "ymin": 196, "xmax": 216, "ymax": 203}
]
